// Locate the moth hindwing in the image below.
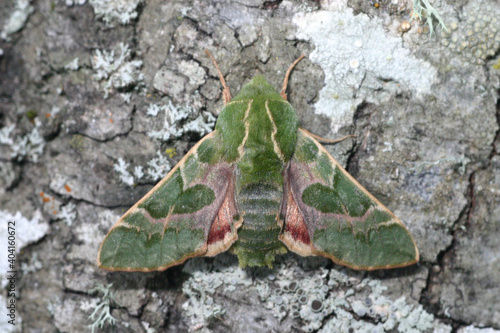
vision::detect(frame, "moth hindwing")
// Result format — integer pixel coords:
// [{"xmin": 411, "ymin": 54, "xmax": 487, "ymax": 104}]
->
[{"xmin": 98, "ymin": 56, "xmax": 418, "ymax": 271}]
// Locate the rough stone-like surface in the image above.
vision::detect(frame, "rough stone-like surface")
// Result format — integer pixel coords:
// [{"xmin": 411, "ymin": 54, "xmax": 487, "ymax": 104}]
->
[
  {"xmin": 0, "ymin": 0, "xmax": 499, "ymax": 331},
  {"xmin": 425, "ymin": 156, "xmax": 500, "ymax": 328}
]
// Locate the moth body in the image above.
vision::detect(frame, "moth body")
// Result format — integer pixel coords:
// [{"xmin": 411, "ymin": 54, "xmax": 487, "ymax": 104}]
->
[
  {"xmin": 98, "ymin": 63, "xmax": 419, "ymax": 272},
  {"xmin": 218, "ymin": 76, "xmax": 298, "ymax": 267}
]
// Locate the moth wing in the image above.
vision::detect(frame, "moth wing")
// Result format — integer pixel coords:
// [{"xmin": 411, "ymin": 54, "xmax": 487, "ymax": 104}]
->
[
  {"xmin": 98, "ymin": 131, "xmax": 241, "ymax": 272},
  {"xmin": 279, "ymin": 129, "xmax": 419, "ymax": 270}
]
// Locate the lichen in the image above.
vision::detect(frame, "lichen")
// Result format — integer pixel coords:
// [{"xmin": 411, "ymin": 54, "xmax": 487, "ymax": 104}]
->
[
  {"xmin": 113, "ymin": 151, "xmax": 171, "ymax": 185},
  {"xmin": 293, "ymin": 8, "xmax": 437, "ymax": 132},
  {"xmin": 0, "ymin": 118, "xmax": 46, "ymax": 162},
  {"xmin": 1, "ymin": 0, "xmax": 34, "ymax": 41},
  {"xmin": 411, "ymin": 0, "xmax": 448, "ymax": 36},
  {"xmin": 493, "ymin": 58, "xmax": 500, "ymax": 70},
  {"xmin": 459, "ymin": 325, "xmax": 500, "ymax": 333},
  {"xmin": 88, "ymin": 0, "xmax": 141, "ymax": 26},
  {"xmin": 113, "ymin": 158, "xmax": 135, "ymax": 186},
  {"xmin": 86, "ymin": 284, "xmax": 117, "ymax": 333},
  {"xmin": 57, "ymin": 202, "xmax": 77, "ymax": 226},
  {"xmin": 147, "ymin": 100, "xmax": 216, "ymax": 142},
  {"xmin": 64, "ymin": 0, "xmax": 86, "ymax": 6},
  {"xmin": 165, "ymin": 148, "xmax": 177, "ymax": 158},
  {"xmin": 440, "ymin": 0, "xmax": 500, "ymax": 65},
  {"xmin": 142, "ymin": 321, "xmax": 157, "ymax": 333},
  {"xmin": 64, "ymin": 58, "xmax": 80, "ymax": 71},
  {"xmin": 91, "ymin": 43, "xmax": 144, "ymax": 98},
  {"xmin": 181, "ymin": 261, "xmax": 244, "ymax": 329},
  {"xmin": 146, "ymin": 151, "xmax": 171, "ymax": 181},
  {"xmin": 180, "ymin": 257, "xmax": 446, "ymax": 332},
  {"xmin": 121, "ymin": 92, "xmax": 132, "ymax": 104}
]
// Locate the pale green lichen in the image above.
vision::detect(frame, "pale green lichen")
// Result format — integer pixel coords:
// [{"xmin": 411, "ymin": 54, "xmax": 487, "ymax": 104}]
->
[
  {"xmin": 440, "ymin": 0, "xmax": 500, "ymax": 65},
  {"xmin": 459, "ymin": 326, "xmax": 500, "ymax": 333},
  {"xmin": 88, "ymin": 0, "xmax": 141, "ymax": 26},
  {"xmin": 180, "ymin": 257, "xmax": 445, "ymax": 332},
  {"xmin": 113, "ymin": 151, "xmax": 171, "ymax": 185},
  {"xmin": 64, "ymin": 57, "xmax": 79, "ymax": 71},
  {"xmin": 411, "ymin": 0, "xmax": 448, "ymax": 36},
  {"xmin": 142, "ymin": 321, "xmax": 157, "ymax": 333},
  {"xmin": 91, "ymin": 43, "xmax": 144, "ymax": 98},
  {"xmin": 57, "ymin": 202, "xmax": 77, "ymax": 226},
  {"xmin": 147, "ymin": 100, "xmax": 216, "ymax": 142},
  {"xmin": 146, "ymin": 151, "xmax": 171, "ymax": 181},
  {"xmin": 1, "ymin": 0, "xmax": 34, "ymax": 41},
  {"xmin": 0, "ymin": 118, "xmax": 46, "ymax": 162},
  {"xmin": 87, "ymin": 284, "xmax": 117, "ymax": 333},
  {"xmin": 121, "ymin": 92, "xmax": 132, "ymax": 104},
  {"xmin": 293, "ymin": 8, "xmax": 437, "ymax": 133},
  {"xmin": 64, "ymin": 0, "xmax": 86, "ymax": 6},
  {"xmin": 113, "ymin": 158, "xmax": 135, "ymax": 186}
]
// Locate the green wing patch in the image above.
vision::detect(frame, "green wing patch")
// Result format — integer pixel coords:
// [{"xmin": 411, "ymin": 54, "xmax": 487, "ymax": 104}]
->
[
  {"xmin": 98, "ymin": 132, "xmax": 242, "ymax": 271},
  {"xmin": 280, "ymin": 129, "xmax": 419, "ymax": 270}
]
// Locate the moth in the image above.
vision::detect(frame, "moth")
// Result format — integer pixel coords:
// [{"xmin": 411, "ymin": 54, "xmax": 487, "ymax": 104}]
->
[{"xmin": 98, "ymin": 52, "xmax": 419, "ymax": 272}]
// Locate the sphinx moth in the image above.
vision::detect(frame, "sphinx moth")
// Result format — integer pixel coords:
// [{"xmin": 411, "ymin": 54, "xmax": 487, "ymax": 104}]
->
[{"xmin": 98, "ymin": 53, "xmax": 419, "ymax": 271}]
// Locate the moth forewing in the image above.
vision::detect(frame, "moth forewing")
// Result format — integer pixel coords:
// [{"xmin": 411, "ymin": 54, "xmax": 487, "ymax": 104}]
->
[{"xmin": 98, "ymin": 131, "xmax": 241, "ymax": 272}]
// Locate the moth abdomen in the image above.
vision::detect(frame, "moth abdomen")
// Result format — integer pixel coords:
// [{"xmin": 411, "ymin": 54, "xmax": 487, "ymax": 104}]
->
[{"xmin": 231, "ymin": 182, "xmax": 287, "ymax": 267}]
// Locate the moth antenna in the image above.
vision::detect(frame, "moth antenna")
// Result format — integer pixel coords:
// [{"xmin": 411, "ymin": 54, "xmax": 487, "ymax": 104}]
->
[
  {"xmin": 281, "ymin": 54, "xmax": 305, "ymax": 100},
  {"xmin": 301, "ymin": 128, "xmax": 356, "ymax": 145},
  {"xmin": 205, "ymin": 50, "xmax": 232, "ymax": 104}
]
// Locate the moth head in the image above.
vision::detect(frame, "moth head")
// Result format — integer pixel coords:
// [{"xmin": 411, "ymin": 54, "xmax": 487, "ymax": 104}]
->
[{"xmin": 232, "ymin": 75, "xmax": 284, "ymax": 102}]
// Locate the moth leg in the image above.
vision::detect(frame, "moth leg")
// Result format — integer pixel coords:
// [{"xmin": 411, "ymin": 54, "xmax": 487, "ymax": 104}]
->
[
  {"xmin": 280, "ymin": 55, "xmax": 305, "ymax": 100},
  {"xmin": 205, "ymin": 50, "xmax": 232, "ymax": 104},
  {"xmin": 300, "ymin": 128, "xmax": 356, "ymax": 145}
]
